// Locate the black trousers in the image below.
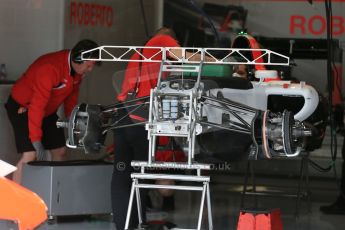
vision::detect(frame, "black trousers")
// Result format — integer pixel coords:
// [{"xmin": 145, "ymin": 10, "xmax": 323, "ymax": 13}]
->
[
  {"xmin": 111, "ymin": 119, "xmax": 148, "ymax": 230},
  {"xmin": 341, "ymin": 136, "xmax": 345, "ymax": 195},
  {"xmin": 5, "ymin": 95, "xmax": 65, "ymax": 153},
  {"xmin": 334, "ymin": 105, "xmax": 344, "ymax": 129}
]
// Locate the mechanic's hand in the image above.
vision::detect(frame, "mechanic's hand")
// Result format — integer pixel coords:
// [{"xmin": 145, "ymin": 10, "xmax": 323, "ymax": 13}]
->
[{"xmin": 32, "ymin": 141, "xmax": 46, "ymax": 161}]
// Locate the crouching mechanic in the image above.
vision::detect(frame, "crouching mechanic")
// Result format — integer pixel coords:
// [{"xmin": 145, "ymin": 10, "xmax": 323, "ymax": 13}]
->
[{"xmin": 5, "ymin": 39, "xmax": 100, "ymax": 184}]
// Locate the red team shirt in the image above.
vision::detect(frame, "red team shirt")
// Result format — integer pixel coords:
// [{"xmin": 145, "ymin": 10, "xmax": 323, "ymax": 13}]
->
[
  {"xmin": 11, "ymin": 50, "xmax": 83, "ymax": 142},
  {"xmin": 117, "ymin": 35, "xmax": 180, "ymax": 101},
  {"xmin": 116, "ymin": 35, "xmax": 186, "ymax": 162}
]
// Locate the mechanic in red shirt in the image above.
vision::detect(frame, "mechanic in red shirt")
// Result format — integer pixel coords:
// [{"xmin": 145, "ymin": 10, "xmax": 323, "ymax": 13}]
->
[
  {"xmin": 112, "ymin": 27, "xmax": 180, "ymax": 230},
  {"xmin": 112, "ymin": 27, "xmax": 214, "ymax": 229},
  {"xmin": 5, "ymin": 39, "xmax": 100, "ymax": 184},
  {"xmin": 117, "ymin": 34, "xmax": 180, "ymax": 102}
]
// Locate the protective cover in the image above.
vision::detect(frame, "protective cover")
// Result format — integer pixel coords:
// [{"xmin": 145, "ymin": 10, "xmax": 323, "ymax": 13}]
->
[{"xmin": 0, "ymin": 177, "xmax": 47, "ymax": 230}]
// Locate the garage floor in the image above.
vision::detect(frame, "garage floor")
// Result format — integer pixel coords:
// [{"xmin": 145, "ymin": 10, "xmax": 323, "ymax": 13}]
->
[
  {"xmin": 32, "ymin": 127, "xmax": 344, "ymax": 230},
  {"xmin": 35, "ymin": 170, "xmax": 344, "ymax": 230}
]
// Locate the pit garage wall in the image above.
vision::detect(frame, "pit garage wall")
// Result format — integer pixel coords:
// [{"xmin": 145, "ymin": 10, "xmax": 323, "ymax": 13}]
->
[
  {"xmin": 199, "ymin": 0, "xmax": 345, "ymax": 94},
  {"xmin": 0, "ymin": 0, "xmax": 64, "ymax": 81}
]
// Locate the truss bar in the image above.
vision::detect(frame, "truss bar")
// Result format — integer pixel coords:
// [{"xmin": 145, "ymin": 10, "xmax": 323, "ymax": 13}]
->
[
  {"xmin": 150, "ymin": 133, "xmax": 189, "ymax": 137},
  {"xmin": 200, "ymin": 113, "xmax": 250, "ymax": 131},
  {"xmin": 131, "ymin": 172, "xmax": 210, "ymax": 182},
  {"xmin": 201, "ymin": 102, "xmax": 252, "ymax": 129},
  {"xmin": 102, "ymin": 96, "xmax": 150, "ymax": 111},
  {"xmin": 162, "ymin": 64, "xmax": 200, "ymax": 73},
  {"xmin": 81, "ymin": 46, "xmax": 290, "ymax": 66},
  {"xmin": 199, "ymin": 120, "xmax": 251, "ymax": 134},
  {"xmin": 202, "ymin": 95, "xmax": 257, "ymax": 113},
  {"xmin": 197, "ymin": 183, "xmax": 207, "ymax": 229},
  {"xmin": 104, "ymin": 122, "xmax": 146, "ymax": 133},
  {"xmin": 206, "ymin": 183, "xmax": 213, "ymax": 230},
  {"xmin": 103, "ymin": 102, "xmax": 149, "ymax": 114},
  {"xmin": 124, "ymin": 180, "xmax": 136, "ymax": 230},
  {"xmin": 131, "ymin": 161, "xmax": 212, "ymax": 170},
  {"xmin": 135, "ymin": 180, "xmax": 143, "ymax": 225},
  {"xmin": 134, "ymin": 184, "xmax": 204, "ymax": 191}
]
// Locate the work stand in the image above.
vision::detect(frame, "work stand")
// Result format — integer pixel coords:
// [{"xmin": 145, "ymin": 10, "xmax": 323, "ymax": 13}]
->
[
  {"xmin": 124, "ymin": 59, "xmax": 214, "ymax": 229},
  {"xmin": 125, "ymin": 162, "xmax": 213, "ymax": 230},
  {"xmin": 240, "ymin": 152, "xmax": 311, "ymax": 218}
]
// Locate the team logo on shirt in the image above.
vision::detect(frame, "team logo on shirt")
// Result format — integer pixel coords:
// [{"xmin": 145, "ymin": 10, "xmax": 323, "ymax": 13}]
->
[
  {"xmin": 53, "ymin": 83, "xmax": 66, "ymax": 89},
  {"xmin": 53, "ymin": 78, "xmax": 68, "ymax": 89}
]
